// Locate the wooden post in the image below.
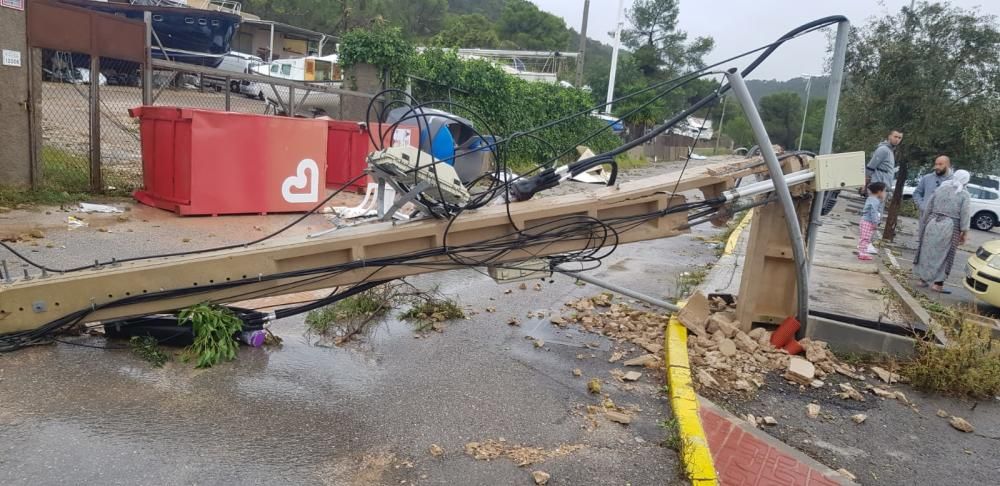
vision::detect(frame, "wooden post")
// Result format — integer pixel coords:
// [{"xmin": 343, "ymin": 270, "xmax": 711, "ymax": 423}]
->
[
  {"xmin": 142, "ymin": 12, "xmax": 152, "ymax": 106},
  {"xmin": 224, "ymin": 75, "xmax": 231, "ymax": 111},
  {"xmin": 89, "ymin": 54, "xmax": 102, "ymax": 193}
]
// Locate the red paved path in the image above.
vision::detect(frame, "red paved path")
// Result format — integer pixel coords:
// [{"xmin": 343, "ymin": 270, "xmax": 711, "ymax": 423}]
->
[{"xmin": 700, "ymin": 405, "xmax": 850, "ymax": 486}]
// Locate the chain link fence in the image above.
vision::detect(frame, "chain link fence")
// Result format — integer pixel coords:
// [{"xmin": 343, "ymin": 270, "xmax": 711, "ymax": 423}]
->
[{"xmin": 38, "ymin": 49, "xmax": 93, "ymax": 194}]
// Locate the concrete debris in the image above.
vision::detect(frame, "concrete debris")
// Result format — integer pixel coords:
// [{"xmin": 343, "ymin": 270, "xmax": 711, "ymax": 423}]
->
[
  {"xmin": 785, "ymin": 357, "xmax": 816, "ymax": 385},
  {"xmin": 763, "ymin": 416, "xmax": 777, "ymax": 426},
  {"xmin": 507, "ymin": 317, "xmax": 520, "ymax": 326},
  {"xmin": 851, "ymin": 413, "xmax": 867, "ymax": 424},
  {"xmin": 868, "ymin": 385, "xmax": 897, "ymax": 399},
  {"xmin": 429, "ymin": 444, "xmax": 444, "ymax": 457},
  {"xmin": 534, "ymin": 282, "xmax": 543, "ymax": 291},
  {"xmin": 677, "ymin": 291, "xmax": 711, "ymax": 337},
  {"xmin": 605, "ymin": 410, "xmax": 632, "ymax": 425},
  {"xmin": 622, "ymin": 371, "xmax": 642, "ymax": 382},
  {"xmin": 834, "ymin": 364, "xmax": 864, "ymax": 381},
  {"xmin": 608, "ymin": 351, "xmax": 626, "ymax": 363},
  {"xmin": 623, "ymin": 354, "xmax": 658, "ymax": 367},
  {"xmin": 810, "ymin": 379, "xmax": 825, "ymax": 388},
  {"xmin": 533, "ymin": 339, "xmax": 545, "ymax": 348},
  {"xmin": 949, "ymin": 416, "xmax": 974, "ymax": 433},
  {"xmin": 745, "ymin": 413, "xmax": 757, "ymax": 428},
  {"xmin": 706, "ymin": 314, "xmax": 738, "ymax": 338},
  {"xmin": 572, "ymin": 368, "xmax": 582, "ymax": 377},
  {"xmin": 733, "ymin": 331, "xmax": 759, "ymax": 353},
  {"xmin": 532, "ymin": 471, "xmax": 550, "ymax": 485},
  {"xmin": 747, "ymin": 327, "xmax": 767, "ymax": 341},
  {"xmin": 464, "ymin": 440, "xmax": 585, "ymax": 467},
  {"xmin": 806, "ymin": 404, "xmax": 821, "ymax": 418},
  {"xmin": 587, "ymin": 379, "xmax": 602, "ymax": 394},
  {"xmin": 639, "ymin": 341, "xmax": 663, "ymax": 354},
  {"xmin": 837, "ymin": 468, "xmax": 857, "ymax": 481},
  {"xmin": 936, "ymin": 409, "xmax": 950, "ymax": 418},
  {"xmin": 697, "ymin": 369, "xmax": 720, "ymax": 388},
  {"xmin": 718, "ymin": 339, "xmax": 737, "ymax": 357},
  {"xmin": 733, "ymin": 379, "xmax": 753, "ymax": 392},
  {"xmin": 550, "ymin": 316, "xmax": 566, "ymax": 325},
  {"xmin": 870, "ymin": 365, "xmax": 901, "ymax": 384},
  {"xmin": 893, "ymin": 391, "xmax": 908, "ymax": 403},
  {"xmin": 837, "ymin": 383, "xmax": 866, "ymax": 401},
  {"xmin": 519, "ymin": 282, "xmax": 528, "ymax": 290}
]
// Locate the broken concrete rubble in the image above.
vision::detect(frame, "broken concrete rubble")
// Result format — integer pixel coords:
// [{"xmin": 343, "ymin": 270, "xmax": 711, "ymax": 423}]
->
[
  {"xmin": 806, "ymin": 403, "xmax": 821, "ymax": 418},
  {"xmin": 532, "ymin": 470, "xmax": 550, "ymax": 485},
  {"xmin": 605, "ymin": 410, "xmax": 632, "ymax": 424},
  {"xmin": 677, "ymin": 291, "xmax": 711, "ymax": 337},
  {"xmin": 851, "ymin": 413, "xmax": 867, "ymax": 424},
  {"xmin": 623, "ymin": 354, "xmax": 658, "ymax": 367},
  {"xmin": 837, "ymin": 383, "xmax": 866, "ymax": 401},
  {"xmin": 949, "ymin": 416, "xmax": 974, "ymax": 433},
  {"xmin": 785, "ymin": 357, "xmax": 816, "ymax": 385},
  {"xmin": 622, "ymin": 371, "xmax": 642, "ymax": 382}
]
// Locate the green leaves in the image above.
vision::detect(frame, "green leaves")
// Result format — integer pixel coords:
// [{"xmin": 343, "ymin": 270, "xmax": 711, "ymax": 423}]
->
[
  {"xmin": 179, "ymin": 303, "xmax": 243, "ymax": 369},
  {"xmin": 339, "ymin": 24, "xmax": 415, "ymax": 88}
]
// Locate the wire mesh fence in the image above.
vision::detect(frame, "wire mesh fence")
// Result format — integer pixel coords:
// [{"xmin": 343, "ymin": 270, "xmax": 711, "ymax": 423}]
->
[
  {"xmin": 38, "ymin": 49, "xmax": 93, "ymax": 194},
  {"xmin": 98, "ymin": 56, "xmax": 144, "ymax": 194}
]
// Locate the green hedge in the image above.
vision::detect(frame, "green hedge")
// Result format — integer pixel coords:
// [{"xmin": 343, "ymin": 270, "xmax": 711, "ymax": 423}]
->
[{"xmin": 338, "ymin": 24, "xmax": 620, "ymax": 173}]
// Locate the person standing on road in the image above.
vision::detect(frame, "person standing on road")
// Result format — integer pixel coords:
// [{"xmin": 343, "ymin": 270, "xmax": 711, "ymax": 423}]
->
[
  {"xmin": 913, "ymin": 169, "xmax": 971, "ymax": 294},
  {"xmin": 865, "ymin": 129, "xmax": 904, "ymax": 200},
  {"xmin": 913, "ymin": 155, "xmax": 953, "ymax": 217}
]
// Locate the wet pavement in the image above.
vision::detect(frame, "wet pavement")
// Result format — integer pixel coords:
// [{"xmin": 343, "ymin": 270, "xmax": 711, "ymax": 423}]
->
[{"xmin": 0, "ymin": 160, "xmax": 725, "ymax": 485}]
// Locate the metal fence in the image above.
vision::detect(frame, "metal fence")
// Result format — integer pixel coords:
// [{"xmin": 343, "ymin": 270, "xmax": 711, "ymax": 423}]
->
[{"xmin": 36, "ymin": 50, "xmax": 373, "ymax": 195}]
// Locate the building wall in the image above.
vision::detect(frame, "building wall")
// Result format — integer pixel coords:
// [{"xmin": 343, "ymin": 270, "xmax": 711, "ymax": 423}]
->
[{"xmin": 0, "ymin": 6, "xmax": 32, "ymax": 187}]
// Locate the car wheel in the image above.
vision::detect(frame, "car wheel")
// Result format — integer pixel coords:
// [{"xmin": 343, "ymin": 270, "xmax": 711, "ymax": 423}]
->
[
  {"xmin": 257, "ymin": 91, "xmax": 264, "ymax": 101},
  {"xmin": 230, "ymin": 80, "xmax": 240, "ymax": 93},
  {"xmin": 973, "ymin": 211, "xmax": 996, "ymax": 231}
]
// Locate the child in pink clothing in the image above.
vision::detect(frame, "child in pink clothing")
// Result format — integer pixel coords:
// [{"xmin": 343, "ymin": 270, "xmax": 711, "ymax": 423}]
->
[{"xmin": 858, "ymin": 182, "xmax": 887, "ymax": 261}]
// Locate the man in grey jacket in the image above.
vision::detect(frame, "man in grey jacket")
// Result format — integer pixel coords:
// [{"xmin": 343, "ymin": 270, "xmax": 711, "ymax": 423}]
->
[
  {"xmin": 866, "ymin": 129, "xmax": 904, "ymax": 189},
  {"xmin": 913, "ymin": 155, "xmax": 953, "ymax": 215}
]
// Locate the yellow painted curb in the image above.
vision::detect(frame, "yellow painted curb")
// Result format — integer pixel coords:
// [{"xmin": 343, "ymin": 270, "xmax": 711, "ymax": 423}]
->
[
  {"xmin": 665, "ymin": 316, "xmax": 718, "ymax": 485},
  {"xmin": 664, "ymin": 210, "xmax": 754, "ymax": 485},
  {"xmin": 723, "ymin": 209, "xmax": 754, "ymax": 256}
]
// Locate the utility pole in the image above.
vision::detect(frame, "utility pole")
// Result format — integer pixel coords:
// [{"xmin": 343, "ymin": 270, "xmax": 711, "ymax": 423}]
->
[
  {"xmin": 605, "ymin": 0, "xmax": 625, "ymax": 114},
  {"xmin": 797, "ymin": 74, "xmax": 814, "ymax": 151},
  {"xmin": 575, "ymin": 0, "xmax": 591, "ymax": 87}
]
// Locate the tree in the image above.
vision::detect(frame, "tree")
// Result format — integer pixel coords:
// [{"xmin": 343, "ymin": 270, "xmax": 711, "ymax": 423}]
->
[
  {"xmin": 621, "ymin": 0, "xmax": 714, "ymax": 75},
  {"xmin": 838, "ymin": 2, "xmax": 1000, "ymax": 240},
  {"xmin": 497, "ymin": 0, "xmax": 570, "ymax": 50},
  {"xmin": 383, "ymin": 0, "xmax": 448, "ymax": 39},
  {"xmin": 758, "ymin": 92, "xmax": 802, "ymax": 150},
  {"xmin": 432, "ymin": 14, "xmax": 500, "ymax": 48}
]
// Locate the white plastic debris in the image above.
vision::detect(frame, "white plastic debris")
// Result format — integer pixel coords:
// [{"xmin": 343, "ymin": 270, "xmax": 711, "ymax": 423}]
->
[
  {"xmin": 78, "ymin": 202, "xmax": 123, "ymax": 214},
  {"xmin": 67, "ymin": 216, "xmax": 88, "ymax": 230}
]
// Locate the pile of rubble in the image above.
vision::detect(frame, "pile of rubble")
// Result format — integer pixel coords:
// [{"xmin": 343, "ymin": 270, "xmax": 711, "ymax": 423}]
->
[
  {"xmin": 558, "ymin": 293, "xmax": 667, "ymax": 358},
  {"xmin": 677, "ymin": 292, "xmax": 861, "ymax": 393}
]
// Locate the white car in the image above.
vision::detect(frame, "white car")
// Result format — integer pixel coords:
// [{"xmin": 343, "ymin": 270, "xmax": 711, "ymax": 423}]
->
[{"xmin": 903, "ymin": 182, "xmax": 1000, "ymax": 231}]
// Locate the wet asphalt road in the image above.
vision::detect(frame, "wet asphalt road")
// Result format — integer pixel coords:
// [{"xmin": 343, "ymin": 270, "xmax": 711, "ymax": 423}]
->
[{"xmin": 0, "ymin": 163, "xmax": 724, "ymax": 485}]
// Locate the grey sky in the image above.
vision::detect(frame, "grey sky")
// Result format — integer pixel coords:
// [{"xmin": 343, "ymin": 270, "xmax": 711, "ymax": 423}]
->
[{"xmin": 532, "ymin": 0, "xmax": 1000, "ymax": 80}]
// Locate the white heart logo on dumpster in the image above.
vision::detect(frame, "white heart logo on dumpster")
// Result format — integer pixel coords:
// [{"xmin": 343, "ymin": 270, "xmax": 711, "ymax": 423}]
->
[{"xmin": 281, "ymin": 159, "xmax": 319, "ymax": 204}]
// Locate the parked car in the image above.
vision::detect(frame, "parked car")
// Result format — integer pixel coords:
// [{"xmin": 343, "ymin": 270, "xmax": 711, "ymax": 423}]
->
[
  {"xmin": 204, "ymin": 51, "xmax": 265, "ymax": 95},
  {"xmin": 902, "ymin": 182, "xmax": 1000, "ymax": 231},
  {"xmin": 964, "ymin": 241, "xmax": 1000, "ymax": 306}
]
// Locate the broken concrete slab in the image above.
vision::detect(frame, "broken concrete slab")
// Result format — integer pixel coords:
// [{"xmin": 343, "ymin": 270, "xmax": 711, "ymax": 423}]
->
[
  {"xmin": 870, "ymin": 365, "xmax": 900, "ymax": 384},
  {"xmin": 697, "ymin": 369, "xmax": 720, "ymax": 388},
  {"xmin": 622, "ymin": 371, "xmax": 642, "ymax": 382},
  {"xmin": 785, "ymin": 357, "xmax": 815, "ymax": 385},
  {"xmin": 718, "ymin": 339, "xmax": 737, "ymax": 357},
  {"xmin": 851, "ymin": 413, "xmax": 867, "ymax": 424},
  {"xmin": 677, "ymin": 291, "xmax": 711, "ymax": 337},
  {"xmin": 532, "ymin": 470, "xmax": 550, "ymax": 485}
]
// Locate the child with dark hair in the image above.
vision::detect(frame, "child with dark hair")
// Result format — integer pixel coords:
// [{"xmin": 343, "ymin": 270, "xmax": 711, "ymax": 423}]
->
[{"xmin": 858, "ymin": 181, "xmax": 887, "ymax": 261}]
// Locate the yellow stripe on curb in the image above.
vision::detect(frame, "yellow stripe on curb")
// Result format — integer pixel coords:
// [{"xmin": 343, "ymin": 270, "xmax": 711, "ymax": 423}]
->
[
  {"xmin": 665, "ymin": 316, "xmax": 718, "ymax": 485},
  {"xmin": 723, "ymin": 209, "xmax": 754, "ymax": 256},
  {"xmin": 664, "ymin": 210, "xmax": 754, "ymax": 485}
]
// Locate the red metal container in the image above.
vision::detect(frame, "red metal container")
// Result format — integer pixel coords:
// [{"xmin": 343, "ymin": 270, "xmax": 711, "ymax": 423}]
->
[
  {"xmin": 324, "ymin": 119, "xmax": 369, "ymax": 193},
  {"xmin": 129, "ymin": 107, "xmax": 328, "ymax": 216}
]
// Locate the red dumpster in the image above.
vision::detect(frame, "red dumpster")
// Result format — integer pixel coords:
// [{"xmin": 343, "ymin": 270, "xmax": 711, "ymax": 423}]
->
[
  {"xmin": 324, "ymin": 119, "xmax": 369, "ymax": 193},
  {"xmin": 324, "ymin": 120, "xmax": 419, "ymax": 193},
  {"xmin": 129, "ymin": 107, "xmax": 328, "ymax": 216}
]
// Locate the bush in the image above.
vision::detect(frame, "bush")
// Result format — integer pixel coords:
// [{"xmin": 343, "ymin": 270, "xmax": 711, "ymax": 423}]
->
[
  {"xmin": 339, "ymin": 23, "xmax": 414, "ymax": 89},
  {"xmin": 905, "ymin": 319, "xmax": 1000, "ymax": 398}
]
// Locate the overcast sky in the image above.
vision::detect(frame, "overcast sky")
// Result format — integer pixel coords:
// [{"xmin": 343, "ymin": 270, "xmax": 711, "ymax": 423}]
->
[{"xmin": 532, "ymin": 0, "xmax": 1000, "ymax": 80}]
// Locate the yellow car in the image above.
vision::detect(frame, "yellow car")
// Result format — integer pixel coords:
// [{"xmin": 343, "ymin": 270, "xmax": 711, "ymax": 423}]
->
[{"xmin": 964, "ymin": 240, "xmax": 1000, "ymax": 305}]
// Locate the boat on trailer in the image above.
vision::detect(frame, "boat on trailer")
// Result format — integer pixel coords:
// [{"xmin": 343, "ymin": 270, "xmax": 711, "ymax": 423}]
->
[{"xmin": 63, "ymin": 0, "xmax": 242, "ymax": 68}]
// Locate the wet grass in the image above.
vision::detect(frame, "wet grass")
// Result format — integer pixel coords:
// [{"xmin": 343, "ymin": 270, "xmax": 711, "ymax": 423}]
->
[
  {"xmin": 400, "ymin": 295, "xmax": 465, "ymax": 331},
  {"xmin": 674, "ymin": 269, "xmax": 708, "ymax": 299},
  {"xmin": 129, "ymin": 336, "xmax": 170, "ymax": 368},
  {"xmin": 306, "ymin": 286, "xmax": 394, "ymax": 337},
  {"xmin": 658, "ymin": 417, "xmax": 682, "ymax": 451},
  {"xmin": 0, "ymin": 147, "xmax": 133, "ymax": 206}
]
